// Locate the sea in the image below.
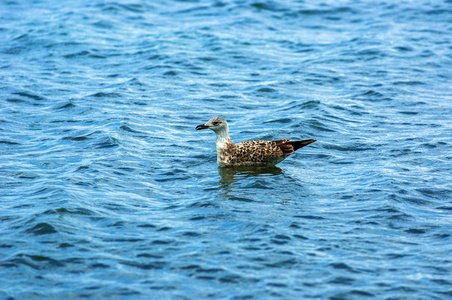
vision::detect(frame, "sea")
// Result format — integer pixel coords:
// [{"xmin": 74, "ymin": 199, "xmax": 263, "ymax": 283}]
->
[{"xmin": 1, "ymin": 0, "xmax": 451, "ymax": 299}]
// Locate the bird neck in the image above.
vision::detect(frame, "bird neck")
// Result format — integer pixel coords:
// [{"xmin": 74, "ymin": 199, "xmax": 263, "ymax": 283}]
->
[{"xmin": 215, "ymin": 127, "xmax": 232, "ymax": 149}]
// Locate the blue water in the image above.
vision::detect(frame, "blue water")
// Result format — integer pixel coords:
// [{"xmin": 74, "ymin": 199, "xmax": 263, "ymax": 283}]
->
[{"xmin": 1, "ymin": 0, "xmax": 452, "ymax": 298}]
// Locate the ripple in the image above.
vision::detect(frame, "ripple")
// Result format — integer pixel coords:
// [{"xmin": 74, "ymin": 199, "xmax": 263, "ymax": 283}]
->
[
  {"xmin": 12, "ymin": 91, "xmax": 45, "ymax": 101},
  {"xmin": 63, "ymin": 50, "xmax": 90, "ymax": 59},
  {"xmin": 256, "ymin": 87, "xmax": 277, "ymax": 93},
  {"xmin": 25, "ymin": 223, "xmax": 57, "ymax": 235},
  {"xmin": 89, "ymin": 92, "xmax": 122, "ymax": 98},
  {"xmin": 54, "ymin": 102, "xmax": 76, "ymax": 110},
  {"xmin": 1, "ymin": 0, "xmax": 451, "ymax": 299},
  {"xmin": 0, "ymin": 139, "xmax": 21, "ymax": 145},
  {"xmin": 92, "ymin": 136, "xmax": 120, "ymax": 149}
]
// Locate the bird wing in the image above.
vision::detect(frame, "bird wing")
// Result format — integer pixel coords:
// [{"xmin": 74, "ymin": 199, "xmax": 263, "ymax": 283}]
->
[
  {"xmin": 272, "ymin": 139, "xmax": 295, "ymax": 155},
  {"xmin": 231, "ymin": 139, "xmax": 292, "ymax": 164}
]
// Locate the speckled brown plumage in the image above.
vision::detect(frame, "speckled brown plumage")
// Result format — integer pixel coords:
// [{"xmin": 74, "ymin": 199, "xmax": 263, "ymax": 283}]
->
[{"xmin": 196, "ymin": 117, "xmax": 316, "ymax": 167}]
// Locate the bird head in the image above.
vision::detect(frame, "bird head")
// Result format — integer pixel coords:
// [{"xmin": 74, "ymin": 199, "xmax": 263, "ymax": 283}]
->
[{"xmin": 196, "ymin": 116, "xmax": 228, "ymax": 133}]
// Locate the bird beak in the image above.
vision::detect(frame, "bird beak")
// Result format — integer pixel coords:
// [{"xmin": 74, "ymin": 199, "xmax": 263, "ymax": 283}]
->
[{"xmin": 196, "ymin": 124, "xmax": 209, "ymax": 130}]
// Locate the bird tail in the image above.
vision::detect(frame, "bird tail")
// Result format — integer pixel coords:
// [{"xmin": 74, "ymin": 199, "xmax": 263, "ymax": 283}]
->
[{"xmin": 289, "ymin": 139, "xmax": 316, "ymax": 151}]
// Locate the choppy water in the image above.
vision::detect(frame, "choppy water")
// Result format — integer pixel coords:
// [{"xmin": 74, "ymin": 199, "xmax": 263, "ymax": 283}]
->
[{"xmin": 1, "ymin": 0, "xmax": 452, "ymax": 299}]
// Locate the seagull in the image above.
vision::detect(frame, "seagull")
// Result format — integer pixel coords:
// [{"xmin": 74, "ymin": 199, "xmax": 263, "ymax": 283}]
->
[{"xmin": 196, "ymin": 116, "xmax": 316, "ymax": 167}]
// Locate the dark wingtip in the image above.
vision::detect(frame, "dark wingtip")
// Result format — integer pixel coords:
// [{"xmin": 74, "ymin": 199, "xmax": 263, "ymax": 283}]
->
[{"xmin": 291, "ymin": 139, "xmax": 316, "ymax": 151}]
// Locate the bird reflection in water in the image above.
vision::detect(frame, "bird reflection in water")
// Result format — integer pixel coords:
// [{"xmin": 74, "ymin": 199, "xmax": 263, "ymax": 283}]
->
[{"xmin": 218, "ymin": 165, "xmax": 283, "ymax": 186}]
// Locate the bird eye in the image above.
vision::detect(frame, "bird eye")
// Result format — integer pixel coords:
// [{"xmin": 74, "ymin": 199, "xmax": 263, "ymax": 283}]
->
[{"xmin": 212, "ymin": 122, "xmax": 219, "ymax": 126}]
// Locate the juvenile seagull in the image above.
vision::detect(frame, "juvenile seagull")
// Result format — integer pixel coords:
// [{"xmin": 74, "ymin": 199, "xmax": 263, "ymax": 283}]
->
[{"xmin": 196, "ymin": 117, "xmax": 316, "ymax": 167}]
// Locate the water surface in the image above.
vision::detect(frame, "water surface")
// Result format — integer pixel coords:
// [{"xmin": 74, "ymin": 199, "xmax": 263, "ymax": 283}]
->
[{"xmin": 1, "ymin": 0, "xmax": 451, "ymax": 299}]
